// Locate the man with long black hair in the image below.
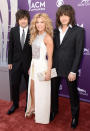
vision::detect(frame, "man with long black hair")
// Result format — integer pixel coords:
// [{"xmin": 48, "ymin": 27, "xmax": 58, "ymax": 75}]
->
[{"xmin": 50, "ymin": 5, "xmax": 85, "ymax": 129}]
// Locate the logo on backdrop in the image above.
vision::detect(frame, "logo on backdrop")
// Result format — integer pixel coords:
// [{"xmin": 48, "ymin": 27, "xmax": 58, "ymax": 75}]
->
[
  {"xmin": 83, "ymin": 48, "xmax": 90, "ymax": 55},
  {"xmin": 30, "ymin": 1, "xmax": 45, "ymax": 11},
  {"xmin": 56, "ymin": 0, "xmax": 64, "ymax": 7},
  {"xmin": 59, "ymin": 84, "xmax": 63, "ymax": 91},
  {"xmin": 77, "ymin": 23, "xmax": 84, "ymax": 28},
  {"xmin": 78, "ymin": 0, "xmax": 90, "ymax": 6},
  {"xmin": 78, "ymin": 69, "xmax": 82, "ymax": 77},
  {"xmin": 28, "ymin": 0, "xmax": 31, "ymax": 11},
  {"xmin": 77, "ymin": 87, "xmax": 88, "ymax": 96}
]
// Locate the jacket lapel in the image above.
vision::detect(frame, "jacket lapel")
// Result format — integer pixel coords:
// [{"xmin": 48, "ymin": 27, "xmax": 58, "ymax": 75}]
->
[
  {"xmin": 54, "ymin": 29, "xmax": 61, "ymax": 48},
  {"xmin": 16, "ymin": 26, "xmax": 22, "ymax": 50},
  {"xmin": 61, "ymin": 27, "xmax": 72, "ymax": 45},
  {"xmin": 24, "ymin": 28, "xmax": 30, "ymax": 45}
]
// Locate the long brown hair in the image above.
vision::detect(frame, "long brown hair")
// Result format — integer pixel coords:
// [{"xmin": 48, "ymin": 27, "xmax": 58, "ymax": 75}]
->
[
  {"xmin": 16, "ymin": 9, "xmax": 30, "ymax": 25},
  {"xmin": 56, "ymin": 5, "xmax": 76, "ymax": 28}
]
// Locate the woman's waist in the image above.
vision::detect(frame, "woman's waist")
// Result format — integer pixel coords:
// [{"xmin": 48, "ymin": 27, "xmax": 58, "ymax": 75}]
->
[
  {"xmin": 32, "ymin": 56, "xmax": 47, "ymax": 61},
  {"xmin": 32, "ymin": 54, "xmax": 47, "ymax": 59},
  {"xmin": 31, "ymin": 58, "xmax": 48, "ymax": 66}
]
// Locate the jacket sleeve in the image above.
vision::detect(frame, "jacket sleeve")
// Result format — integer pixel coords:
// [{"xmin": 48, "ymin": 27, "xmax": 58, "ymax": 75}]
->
[
  {"xmin": 8, "ymin": 28, "xmax": 14, "ymax": 64},
  {"xmin": 71, "ymin": 28, "xmax": 85, "ymax": 73}
]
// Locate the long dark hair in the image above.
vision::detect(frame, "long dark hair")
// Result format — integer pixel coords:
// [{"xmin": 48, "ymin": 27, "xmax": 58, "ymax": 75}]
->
[
  {"xmin": 16, "ymin": 9, "xmax": 30, "ymax": 25},
  {"xmin": 56, "ymin": 5, "xmax": 76, "ymax": 28}
]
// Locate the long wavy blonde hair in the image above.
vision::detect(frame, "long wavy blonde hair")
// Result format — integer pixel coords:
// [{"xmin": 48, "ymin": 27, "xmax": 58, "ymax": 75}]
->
[{"xmin": 30, "ymin": 13, "xmax": 53, "ymax": 44}]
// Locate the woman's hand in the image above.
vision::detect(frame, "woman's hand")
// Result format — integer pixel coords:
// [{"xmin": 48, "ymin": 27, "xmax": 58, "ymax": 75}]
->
[{"xmin": 45, "ymin": 70, "xmax": 51, "ymax": 81}]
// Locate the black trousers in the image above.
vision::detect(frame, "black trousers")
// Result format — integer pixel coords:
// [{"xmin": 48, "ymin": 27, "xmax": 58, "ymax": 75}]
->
[
  {"xmin": 51, "ymin": 76, "xmax": 80, "ymax": 119},
  {"xmin": 9, "ymin": 63, "xmax": 29, "ymax": 106}
]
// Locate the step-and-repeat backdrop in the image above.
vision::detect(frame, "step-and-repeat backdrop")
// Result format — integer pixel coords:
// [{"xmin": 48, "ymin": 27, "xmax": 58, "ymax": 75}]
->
[{"xmin": 0, "ymin": 0, "xmax": 90, "ymax": 102}]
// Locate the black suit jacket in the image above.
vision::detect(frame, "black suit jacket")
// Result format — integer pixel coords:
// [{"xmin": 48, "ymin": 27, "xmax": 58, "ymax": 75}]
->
[
  {"xmin": 53, "ymin": 25, "xmax": 85, "ymax": 77},
  {"xmin": 8, "ymin": 26, "xmax": 32, "ymax": 73}
]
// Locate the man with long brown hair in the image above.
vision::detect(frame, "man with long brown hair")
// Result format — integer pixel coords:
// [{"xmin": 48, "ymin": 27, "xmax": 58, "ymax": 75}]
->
[{"xmin": 50, "ymin": 5, "xmax": 85, "ymax": 129}]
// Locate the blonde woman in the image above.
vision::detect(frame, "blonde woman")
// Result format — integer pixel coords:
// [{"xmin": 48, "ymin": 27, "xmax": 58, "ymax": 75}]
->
[{"xmin": 25, "ymin": 13, "xmax": 53, "ymax": 124}]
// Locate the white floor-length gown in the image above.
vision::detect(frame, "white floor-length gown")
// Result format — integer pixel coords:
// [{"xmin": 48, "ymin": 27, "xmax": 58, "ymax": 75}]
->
[{"xmin": 25, "ymin": 32, "xmax": 51, "ymax": 124}]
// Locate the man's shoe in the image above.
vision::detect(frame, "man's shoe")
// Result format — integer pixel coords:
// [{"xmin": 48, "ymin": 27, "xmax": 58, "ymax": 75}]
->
[
  {"xmin": 50, "ymin": 112, "xmax": 58, "ymax": 121},
  {"xmin": 7, "ymin": 104, "xmax": 18, "ymax": 115},
  {"xmin": 71, "ymin": 118, "xmax": 78, "ymax": 129}
]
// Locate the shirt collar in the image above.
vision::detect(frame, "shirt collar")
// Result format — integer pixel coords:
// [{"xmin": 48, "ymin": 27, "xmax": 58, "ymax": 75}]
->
[
  {"xmin": 69, "ymin": 24, "xmax": 72, "ymax": 28},
  {"xmin": 20, "ymin": 26, "xmax": 28, "ymax": 32},
  {"xmin": 58, "ymin": 24, "xmax": 72, "ymax": 32}
]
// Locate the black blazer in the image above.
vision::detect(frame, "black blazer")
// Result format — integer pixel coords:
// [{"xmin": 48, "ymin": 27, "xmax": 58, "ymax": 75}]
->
[
  {"xmin": 53, "ymin": 25, "xmax": 85, "ymax": 77},
  {"xmin": 8, "ymin": 26, "xmax": 32, "ymax": 73}
]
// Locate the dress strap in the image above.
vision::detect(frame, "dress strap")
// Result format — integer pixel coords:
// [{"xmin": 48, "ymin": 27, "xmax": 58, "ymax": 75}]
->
[{"xmin": 42, "ymin": 32, "xmax": 46, "ymax": 39}]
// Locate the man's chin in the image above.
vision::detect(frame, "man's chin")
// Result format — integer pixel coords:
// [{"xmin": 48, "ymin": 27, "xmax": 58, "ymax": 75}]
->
[{"xmin": 21, "ymin": 25, "xmax": 28, "ymax": 28}]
